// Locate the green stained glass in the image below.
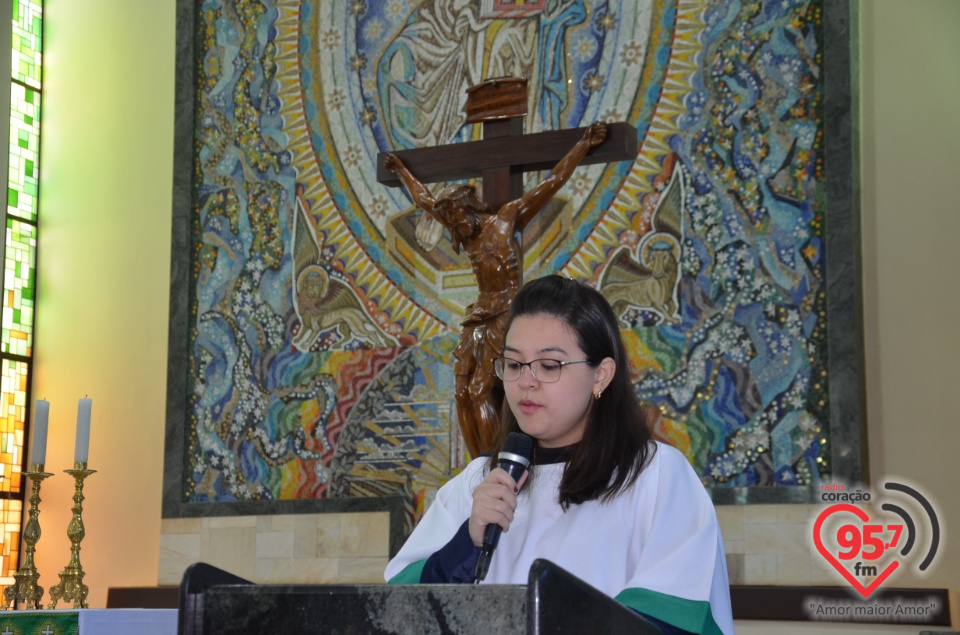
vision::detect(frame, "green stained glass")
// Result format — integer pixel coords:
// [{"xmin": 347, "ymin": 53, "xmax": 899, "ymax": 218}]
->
[
  {"xmin": 12, "ymin": 1, "xmax": 42, "ymax": 89},
  {"xmin": 1, "ymin": 218, "xmax": 35, "ymax": 356},
  {"xmin": 7, "ymin": 83, "xmax": 40, "ymax": 222}
]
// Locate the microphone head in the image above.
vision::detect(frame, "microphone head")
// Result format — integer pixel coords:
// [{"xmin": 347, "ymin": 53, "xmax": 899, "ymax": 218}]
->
[{"xmin": 499, "ymin": 432, "xmax": 533, "ymax": 467}]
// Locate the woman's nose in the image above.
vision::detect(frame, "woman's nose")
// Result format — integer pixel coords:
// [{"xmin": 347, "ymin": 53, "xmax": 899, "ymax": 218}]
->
[{"xmin": 517, "ymin": 364, "xmax": 539, "ymax": 388}]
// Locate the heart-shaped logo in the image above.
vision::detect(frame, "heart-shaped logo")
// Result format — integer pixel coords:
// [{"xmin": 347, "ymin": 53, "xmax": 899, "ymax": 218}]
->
[{"xmin": 813, "ymin": 504, "xmax": 900, "ymax": 598}]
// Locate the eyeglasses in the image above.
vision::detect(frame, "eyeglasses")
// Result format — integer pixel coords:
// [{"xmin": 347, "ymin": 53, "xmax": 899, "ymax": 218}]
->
[{"xmin": 494, "ymin": 357, "xmax": 590, "ymax": 383}]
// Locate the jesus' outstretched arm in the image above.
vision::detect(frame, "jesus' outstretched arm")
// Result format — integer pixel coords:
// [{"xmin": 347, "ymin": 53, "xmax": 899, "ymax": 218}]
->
[
  {"xmin": 384, "ymin": 153, "xmax": 438, "ymax": 218},
  {"xmin": 511, "ymin": 121, "xmax": 608, "ymax": 231}
]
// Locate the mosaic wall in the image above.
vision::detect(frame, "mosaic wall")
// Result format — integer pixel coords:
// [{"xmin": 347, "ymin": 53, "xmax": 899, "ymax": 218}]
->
[{"xmin": 180, "ymin": 0, "xmax": 852, "ymax": 518}]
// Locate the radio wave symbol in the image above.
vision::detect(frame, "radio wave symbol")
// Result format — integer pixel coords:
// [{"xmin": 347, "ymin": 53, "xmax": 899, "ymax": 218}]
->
[
  {"xmin": 879, "ymin": 502, "xmax": 915, "ymax": 556},
  {"xmin": 884, "ymin": 482, "xmax": 940, "ymax": 571}
]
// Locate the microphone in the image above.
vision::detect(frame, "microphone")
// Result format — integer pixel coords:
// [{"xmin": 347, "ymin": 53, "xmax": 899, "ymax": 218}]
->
[{"xmin": 474, "ymin": 432, "xmax": 533, "ymax": 582}]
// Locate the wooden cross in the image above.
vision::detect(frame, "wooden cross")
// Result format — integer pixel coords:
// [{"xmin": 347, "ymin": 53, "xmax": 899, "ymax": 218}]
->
[
  {"xmin": 376, "ymin": 77, "xmax": 637, "ymax": 218},
  {"xmin": 376, "ymin": 78, "xmax": 638, "ymax": 456}
]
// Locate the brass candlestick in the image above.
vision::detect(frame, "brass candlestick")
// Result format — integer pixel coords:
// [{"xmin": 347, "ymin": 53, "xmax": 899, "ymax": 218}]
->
[
  {"xmin": 47, "ymin": 462, "xmax": 96, "ymax": 609},
  {"xmin": 3, "ymin": 465, "xmax": 53, "ymax": 610}
]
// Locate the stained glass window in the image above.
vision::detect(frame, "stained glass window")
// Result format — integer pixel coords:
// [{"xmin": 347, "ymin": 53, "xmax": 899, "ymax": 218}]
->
[
  {"xmin": 11, "ymin": 0, "xmax": 40, "ymax": 88},
  {"xmin": 2, "ymin": 219, "xmax": 35, "ymax": 356},
  {"xmin": 0, "ymin": 358, "xmax": 26, "ymax": 494},
  {"xmin": 0, "ymin": 0, "xmax": 42, "ymax": 587},
  {"xmin": 7, "ymin": 83, "xmax": 40, "ymax": 223}
]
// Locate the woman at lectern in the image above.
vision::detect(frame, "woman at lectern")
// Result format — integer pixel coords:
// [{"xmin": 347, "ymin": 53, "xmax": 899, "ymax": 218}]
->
[{"xmin": 385, "ymin": 275, "xmax": 734, "ymax": 635}]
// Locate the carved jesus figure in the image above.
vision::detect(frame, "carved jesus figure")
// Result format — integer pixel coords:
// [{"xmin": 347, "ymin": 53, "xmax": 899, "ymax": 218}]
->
[{"xmin": 383, "ymin": 121, "xmax": 607, "ymax": 456}]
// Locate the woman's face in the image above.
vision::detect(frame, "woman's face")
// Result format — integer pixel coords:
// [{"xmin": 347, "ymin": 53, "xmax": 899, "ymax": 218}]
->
[{"xmin": 502, "ymin": 314, "xmax": 613, "ymax": 448}]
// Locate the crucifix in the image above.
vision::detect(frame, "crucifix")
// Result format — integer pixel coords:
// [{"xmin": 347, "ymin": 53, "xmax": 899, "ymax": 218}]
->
[{"xmin": 378, "ymin": 77, "xmax": 637, "ymax": 457}]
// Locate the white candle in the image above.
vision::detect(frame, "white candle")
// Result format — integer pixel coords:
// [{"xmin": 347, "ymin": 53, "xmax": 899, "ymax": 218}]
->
[
  {"xmin": 30, "ymin": 399, "xmax": 50, "ymax": 466},
  {"xmin": 75, "ymin": 398, "xmax": 92, "ymax": 463}
]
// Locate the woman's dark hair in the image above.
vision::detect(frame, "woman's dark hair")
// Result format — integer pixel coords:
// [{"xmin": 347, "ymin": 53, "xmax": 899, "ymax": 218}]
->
[{"xmin": 488, "ymin": 274, "xmax": 654, "ymax": 509}]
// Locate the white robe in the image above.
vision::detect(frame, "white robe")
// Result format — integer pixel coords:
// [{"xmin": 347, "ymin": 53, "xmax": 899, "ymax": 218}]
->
[{"xmin": 385, "ymin": 442, "xmax": 735, "ymax": 635}]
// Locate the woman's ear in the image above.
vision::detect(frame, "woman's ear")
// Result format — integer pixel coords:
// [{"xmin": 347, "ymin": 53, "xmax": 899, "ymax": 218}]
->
[{"xmin": 594, "ymin": 357, "xmax": 616, "ymax": 394}]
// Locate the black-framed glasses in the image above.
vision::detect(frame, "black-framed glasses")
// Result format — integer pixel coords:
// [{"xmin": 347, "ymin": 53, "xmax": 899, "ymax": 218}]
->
[{"xmin": 494, "ymin": 357, "xmax": 590, "ymax": 383}]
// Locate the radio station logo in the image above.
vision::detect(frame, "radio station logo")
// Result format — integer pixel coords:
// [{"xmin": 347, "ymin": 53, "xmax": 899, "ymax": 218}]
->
[{"xmin": 813, "ymin": 479, "xmax": 941, "ymax": 598}]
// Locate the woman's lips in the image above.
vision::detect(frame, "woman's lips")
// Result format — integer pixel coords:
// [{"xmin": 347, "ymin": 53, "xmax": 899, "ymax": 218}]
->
[{"xmin": 518, "ymin": 399, "xmax": 541, "ymax": 415}]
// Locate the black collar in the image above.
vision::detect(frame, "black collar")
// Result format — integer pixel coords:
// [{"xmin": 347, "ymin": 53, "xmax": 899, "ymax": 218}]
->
[{"xmin": 533, "ymin": 443, "xmax": 578, "ymax": 465}]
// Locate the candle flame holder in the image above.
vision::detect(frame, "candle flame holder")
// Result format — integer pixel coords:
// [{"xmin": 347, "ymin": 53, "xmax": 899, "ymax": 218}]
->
[
  {"xmin": 48, "ymin": 462, "xmax": 96, "ymax": 609},
  {"xmin": 3, "ymin": 465, "xmax": 53, "ymax": 610}
]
